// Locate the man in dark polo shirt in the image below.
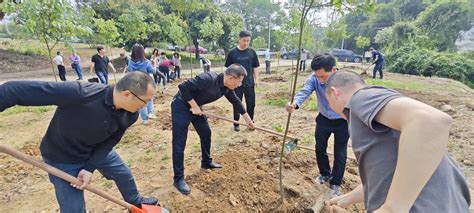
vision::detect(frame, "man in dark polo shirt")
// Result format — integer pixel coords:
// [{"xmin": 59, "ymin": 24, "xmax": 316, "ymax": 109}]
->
[
  {"xmin": 90, "ymin": 45, "xmax": 117, "ymax": 84},
  {"xmin": 225, "ymin": 30, "xmax": 260, "ymax": 132},
  {"xmin": 324, "ymin": 71, "xmax": 470, "ymax": 213},
  {"xmin": 171, "ymin": 64, "xmax": 255, "ymax": 195},
  {"xmin": 0, "ymin": 72, "xmax": 158, "ymax": 212}
]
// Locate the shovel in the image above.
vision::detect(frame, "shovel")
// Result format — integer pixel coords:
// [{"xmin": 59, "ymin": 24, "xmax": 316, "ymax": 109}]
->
[
  {"xmin": 0, "ymin": 144, "xmax": 168, "ymax": 213},
  {"xmin": 283, "ymin": 140, "xmax": 356, "ymax": 160},
  {"xmin": 202, "ymin": 111, "xmax": 299, "ymax": 148},
  {"xmin": 360, "ymin": 64, "xmax": 374, "ymax": 75}
]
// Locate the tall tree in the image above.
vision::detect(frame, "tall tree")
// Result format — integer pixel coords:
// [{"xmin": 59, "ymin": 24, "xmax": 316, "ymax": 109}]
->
[
  {"xmin": 221, "ymin": 0, "xmax": 284, "ymax": 37},
  {"xmin": 416, "ymin": 0, "xmax": 472, "ymax": 51},
  {"xmin": 1, "ymin": 0, "xmax": 90, "ymax": 81},
  {"xmin": 216, "ymin": 13, "xmax": 244, "ymax": 55}
]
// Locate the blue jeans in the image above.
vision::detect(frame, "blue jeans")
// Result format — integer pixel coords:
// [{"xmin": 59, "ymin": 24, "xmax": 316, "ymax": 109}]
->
[
  {"xmin": 96, "ymin": 71, "xmax": 108, "ymax": 84},
  {"xmin": 43, "ymin": 150, "xmax": 141, "ymax": 213},
  {"xmin": 171, "ymin": 96, "xmax": 212, "ymax": 181},
  {"xmin": 72, "ymin": 63, "xmax": 83, "ymax": 80},
  {"xmin": 139, "ymin": 97, "xmax": 154, "ymax": 121}
]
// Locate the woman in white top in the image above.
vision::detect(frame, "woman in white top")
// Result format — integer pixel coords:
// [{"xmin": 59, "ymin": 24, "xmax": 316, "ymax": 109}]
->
[{"xmin": 172, "ymin": 52, "xmax": 182, "ymax": 79}]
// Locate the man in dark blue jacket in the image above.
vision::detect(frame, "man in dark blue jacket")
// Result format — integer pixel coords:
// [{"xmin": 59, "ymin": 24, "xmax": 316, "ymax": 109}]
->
[{"xmin": 370, "ymin": 47, "xmax": 384, "ymax": 79}]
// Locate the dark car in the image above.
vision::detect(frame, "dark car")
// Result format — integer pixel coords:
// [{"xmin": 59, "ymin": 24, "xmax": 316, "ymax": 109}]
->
[
  {"xmin": 281, "ymin": 49, "xmax": 299, "ymax": 59},
  {"xmin": 330, "ymin": 49, "xmax": 363, "ymax": 63}
]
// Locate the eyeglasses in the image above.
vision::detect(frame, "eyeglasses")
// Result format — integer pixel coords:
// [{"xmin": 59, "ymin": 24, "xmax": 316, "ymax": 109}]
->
[{"xmin": 129, "ymin": 90, "xmax": 148, "ymax": 104}]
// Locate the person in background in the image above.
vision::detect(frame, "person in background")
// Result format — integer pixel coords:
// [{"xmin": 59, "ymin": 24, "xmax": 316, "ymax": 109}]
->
[
  {"xmin": 199, "ymin": 56, "xmax": 211, "ymax": 73},
  {"xmin": 264, "ymin": 49, "xmax": 271, "ymax": 74},
  {"xmin": 120, "ymin": 52, "xmax": 130, "ymax": 73},
  {"xmin": 54, "ymin": 51, "xmax": 67, "ymax": 81},
  {"xmin": 159, "ymin": 52, "xmax": 175, "ymax": 83},
  {"xmin": 299, "ymin": 49, "xmax": 308, "ymax": 72},
  {"xmin": 69, "ymin": 51, "xmax": 83, "ymax": 80},
  {"xmin": 369, "ymin": 47, "xmax": 384, "ymax": 79},
  {"xmin": 224, "ymin": 30, "xmax": 260, "ymax": 132},
  {"xmin": 127, "ymin": 44, "xmax": 157, "ymax": 125},
  {"xmin": 172, "ymin": 52, "xmax": 182, "ymax": 79},
  {"xmin": 90, "ymin": 45, "xmax": 117, "ymax": 85}
]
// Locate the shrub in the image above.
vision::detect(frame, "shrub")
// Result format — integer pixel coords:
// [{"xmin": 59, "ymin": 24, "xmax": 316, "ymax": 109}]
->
[{"xmin": 385, "ymin": 43, "xmax": 474, "ymax": 88}]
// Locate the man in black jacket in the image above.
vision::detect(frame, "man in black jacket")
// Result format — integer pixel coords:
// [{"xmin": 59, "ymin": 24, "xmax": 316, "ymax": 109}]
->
[
  {"xmin": 0, "ymin": 72, "xmax": 158, "ymax": 212},
  {"xmin": 171, "ymin": 64, "xmax": 255, "ymax": 195}
]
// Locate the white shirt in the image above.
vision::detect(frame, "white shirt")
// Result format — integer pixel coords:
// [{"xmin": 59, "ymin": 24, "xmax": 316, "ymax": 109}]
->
[
  {"xmin": 53, "ymin": 55, "xmax": 64, "ymax": 66},
  {"xmin": 300, "ymin": 51, "xmax": 308, "ymax": 60},
  {"xmin": 264, "ymin": 50, "xmax": 271, "ymax": 61}
]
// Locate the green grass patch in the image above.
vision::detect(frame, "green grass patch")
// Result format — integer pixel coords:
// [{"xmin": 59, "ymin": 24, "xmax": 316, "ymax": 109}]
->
[
  {"xmin": 161, "ymin": 154, "xmax": 170, "ymax": 161},
  {"xmin": 366, "ymin": 78, "xmax": 424, "ymax": 91},
  {"xmin": 301, "ymin": 98, "xmax": 318, "ymax": 112},
  {"xmin": 263, "ymin": 97, "xmax": 288, "ymax": 107},
  {"xmin": 272, "ymin": 124, "xmax": 284, "ymax": 133},
  {"xmin": 300, "ymin": 133, "xmax": 314, "ymax": 146},
  {"xmin": 0, "ymin": 106, "xmax": 53, "ymax": 116}
]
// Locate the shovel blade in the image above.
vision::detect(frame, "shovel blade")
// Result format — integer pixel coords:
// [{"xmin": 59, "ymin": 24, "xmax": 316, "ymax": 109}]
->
[
  {"xmin": 284, "ymin": 138, "xmax": 299, "ymax": 155},
  {"xmin": 132, "ymin": 205, "xmax": 169, "ymax": 213}
]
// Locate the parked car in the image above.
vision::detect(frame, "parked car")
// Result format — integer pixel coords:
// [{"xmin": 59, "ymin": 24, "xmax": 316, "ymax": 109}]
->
[
  {"xmin": 186, "ymin": 45, "xmax": 208, "ymax": 54},
  {"xmin": 280, "ymin": 49, "xmax": 299, "ymax": 59},
  {"xmin": 255, "ymin": 48, "xmax": 269, "ymax": 56},
  {"xmin": 167, "ymin": 44, "xmax": 183, "ymax": 51},
  {"xmin": 330, "ymin": 48, "xmax": 363, "ymax": 63}
]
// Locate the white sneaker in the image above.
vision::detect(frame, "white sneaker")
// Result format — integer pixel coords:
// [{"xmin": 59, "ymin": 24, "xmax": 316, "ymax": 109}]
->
[
  {"xmin": 142, "ymin": 120, "xmax": 149, "ymax": 125},
  {"xmin": 148, "ymin": 114, "xmax": 156, "ymax": 119}
]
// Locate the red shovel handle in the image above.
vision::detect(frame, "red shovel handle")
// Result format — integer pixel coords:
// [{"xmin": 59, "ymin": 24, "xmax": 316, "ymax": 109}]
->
[{"xmin": 0, "ymin": 144, "xmax": 135, "ymax": 211}]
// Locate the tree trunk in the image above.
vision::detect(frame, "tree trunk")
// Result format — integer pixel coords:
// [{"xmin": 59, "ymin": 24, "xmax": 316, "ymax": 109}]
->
[
  {"xmin": 46, "ymin": 47, "xmax": 58, "ymax": 82},
  {"xmin": 193, "ymin": 38, "xmax": 200, "ymax": 60}
]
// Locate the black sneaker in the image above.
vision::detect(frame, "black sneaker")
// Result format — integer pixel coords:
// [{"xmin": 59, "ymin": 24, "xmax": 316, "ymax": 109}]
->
[
  {"xmin": 317, "ymin": 175, "xmax": 331, "ymax": 184},
  {"xmin": 330, "ymin": 184, "xmax": 341, "ymax": 196},
  {"xmin": 233, "ymin": 126, "xmax": 240, "ymax": 132},
  {"xmin": 133, "ymin": 196, "xmax": 159, "ymax": 208}
]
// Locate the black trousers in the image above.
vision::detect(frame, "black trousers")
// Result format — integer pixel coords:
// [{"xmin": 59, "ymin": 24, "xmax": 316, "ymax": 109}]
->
[
  {"xmin": 171, "ymin": 97, "xmax": 212, "ymax": 181},
  {"xmin": 299, "ymin": 60, "xmax": 306, "ymax": 72},
  {"xmin": 175, "ymin": 66, "xmax": 181, "ymax": 79},
  {"xmin": 315, "ymin": 114, "xmax": 349, "ymax": 186},
  {"xmin": 57, "ymin": 65, "xmax": 66, "ymax": 81},
  {"xmin": 233, "ymin": 86, "xmax": 255, "ymax": 127}
]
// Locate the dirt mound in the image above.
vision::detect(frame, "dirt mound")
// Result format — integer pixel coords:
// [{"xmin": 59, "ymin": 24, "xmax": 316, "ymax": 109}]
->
[
  {"xmin": 261, "ymin": 76, "xmax": 288, "ymax": 83},
  {"xmin": 264, "ymin": 91, "xmax": 291, "ymax": 100},
  {"xmin": 163, "ymin": 144, "xmax": 333, "ymax": 212},
  {"xmin": 0, "ymin": 49, "xmax": 50, "ymax": 74}
]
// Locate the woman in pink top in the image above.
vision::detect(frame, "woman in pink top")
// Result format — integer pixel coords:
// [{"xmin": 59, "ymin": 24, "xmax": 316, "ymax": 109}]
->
[{"xmin": 158, "ymin": 52, "xmax": 175, "ymax": 83}]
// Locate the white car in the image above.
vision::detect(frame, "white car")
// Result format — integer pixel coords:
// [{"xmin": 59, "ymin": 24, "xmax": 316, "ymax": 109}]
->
[{"xmin": 255, "ymin": 48, "xmax": 270, "ymax": 56}]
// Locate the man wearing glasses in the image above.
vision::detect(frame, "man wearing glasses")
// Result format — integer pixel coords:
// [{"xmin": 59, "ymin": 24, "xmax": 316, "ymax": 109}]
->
[
  {"xmin": 0, "ymin": 72, "xmax": 159, "ymax": 212},
  {"xmin": 171, "ymin": 64, "xmax": 255, "ymax": 195}
]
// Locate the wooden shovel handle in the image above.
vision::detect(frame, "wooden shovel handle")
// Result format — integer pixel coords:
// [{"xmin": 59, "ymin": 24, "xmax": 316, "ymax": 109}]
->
[
  {"xmin": 203, "ymin": 112, "xmax": 297, "ymax": 139},
  {"xmin": 0, "ymin": 144, "xmax": 134, "ymax": 210}
]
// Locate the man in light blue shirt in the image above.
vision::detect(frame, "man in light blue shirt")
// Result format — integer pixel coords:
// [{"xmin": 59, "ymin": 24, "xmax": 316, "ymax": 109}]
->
[{"xmin": 286, "ymin": 53, "xmax": 349, "ymax": 196}]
